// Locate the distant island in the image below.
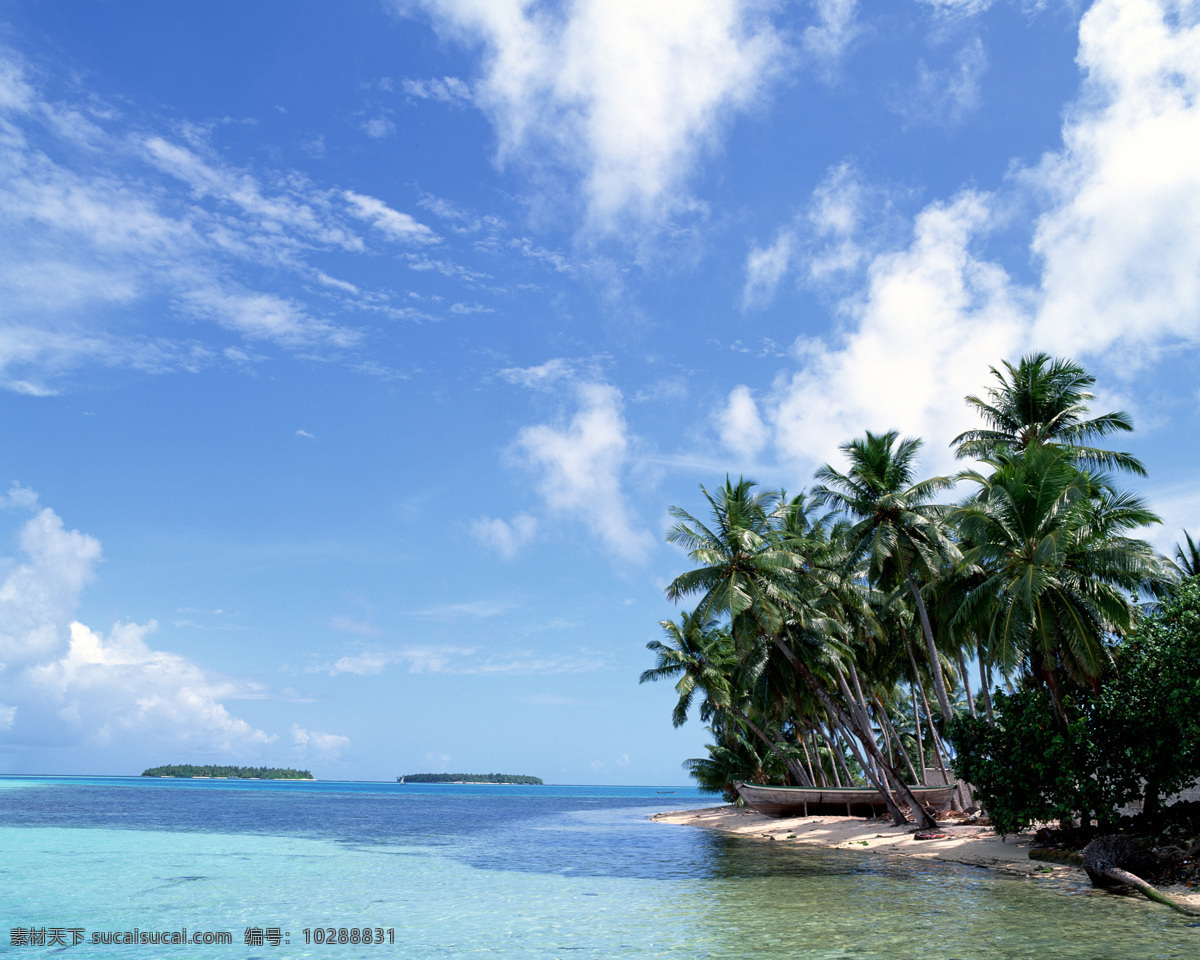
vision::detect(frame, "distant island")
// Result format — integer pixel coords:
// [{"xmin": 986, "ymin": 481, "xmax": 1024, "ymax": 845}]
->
[
  {"xmin": 397, "ymin": 773, "xmax": 543, "ymax": 785},
  {"xmin": 142, "ymin": 765, "xmax": 314, "ymax": 780}
]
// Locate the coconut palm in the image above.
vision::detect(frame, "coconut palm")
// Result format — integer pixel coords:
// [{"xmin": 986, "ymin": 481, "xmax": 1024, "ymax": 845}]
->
[
  {"xmin": 952, "ymin": 353, "xmax": 1146, "ymax": 475},
  {"xmin": 1174, "ymin": 530, "xmax": 1200, "ymax": 579},
  {"xmin": 813, "ymin": 430, "xmax": 960, "ymax": 722},
  {"xmin": 641, "ymin": 611, "xmax": 812, "ymax": 786},
  {"xmin": 952, "ymin": 445, "xmax": 1164, "ymax": 721},
  {"xmin": 665, "ymin": 478, "xmax": 802, "ymax": 635},
  {"xmin": 664, "ymin": 478, "xmax": 937, "ymax": 826}
]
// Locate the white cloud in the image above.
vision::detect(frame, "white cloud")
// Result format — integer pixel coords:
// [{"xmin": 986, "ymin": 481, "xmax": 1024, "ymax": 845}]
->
[
  {"xmin": 742, "ymin": 228, "xmax": 795, "ymax": 308},
  {"xmin": 343, "ymin": 190, "xmax": 439, "ymax": 244},
  {"xmin": 1030, "ymin": 0, "xmax": 1200, "ymax": 360},
  {"xmin": 471, "ymin": 513, "xmax": 538, "ymax": 558},
  {"xmin": 500, "ymin": 357, "xmax": 578, "ymax": 389},
  {"xmin": 768, "ymin": 192, "xmax": 1027, "ymax": 473},
  {"xmin": 296, "ymin": 429, "xmax": 316, "ymax": 439},
  {"xmin": 402, "ymin": 76, "xmax": 474, "ymax": 104},
  {"xmin": 307, "ymin": 643, "xmax": 604, "ymax": 676},
  {"xmin": 291, "ymin": 723, "xmax": 350, "ymax": 757},
  {"xmin": 178, "ymin": 288, "xmax": 358, "ymax": 348},
  {"xmin": 0, "ymin": 496, "xmax": 276, "ymax": 758},
  {"xmin": 0, "ymin": 480, "xmax": 39, "ymax": 510},
  {"xmin": 0, "ymin": 47, "xmax": 446, "ymax": 393},
  {"xmin": 899, "ymin": 37, "xmax": 988, "ymax": 127},
  {"xmin": 515, "ymin": 381, "xmax": 654, "ymax": 561},
  {"xmin": 362, "ymin": 116, "xmax": 396, "ymax": 139},
  {"xmin": 406, "ymin": 0, "xmax": 788, "ymax": 232},
  {"xmin": 25, "ymin": 620, "xmax": 274, "ymax": 752},
  {"xmin": 0, "ymin": 507, "xmax": 101, "ymax": 667},
  {"xmin": 717, "ymin": 385, "xmax": 771, "ymax": 460},
  {"xmin": 803, "ymin": 0, "xmax": 860, "ymax": 76},
  {"xmin": 752, "ymin": 0, "xmax": 1200, "ymax": 472},
  {"xmin": 917, "ymin": 0, "xmax": 994, "ymax": 16}
]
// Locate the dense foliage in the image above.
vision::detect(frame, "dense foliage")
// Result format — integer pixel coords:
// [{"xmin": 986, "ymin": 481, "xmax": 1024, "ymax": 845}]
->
[
  {"xmin": 951, "ymin": 579, "xmax": 1200, "ymax": 834},
  {"xmin": 645, "ymin": 353, "xmax": 1190, "ymax": 829},
  {"xmin": 142, "ymin": 765, "xmax": 313, "ymax": 779},
  {"xmin": 397, "ymin": 773, "xmax": 543, "ymax": 784}
]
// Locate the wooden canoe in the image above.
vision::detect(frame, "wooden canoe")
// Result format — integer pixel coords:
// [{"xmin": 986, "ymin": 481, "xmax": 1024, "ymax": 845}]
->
[{"xmin": 733, "ymin": 781, "xmax": 957, "ymax": 818}]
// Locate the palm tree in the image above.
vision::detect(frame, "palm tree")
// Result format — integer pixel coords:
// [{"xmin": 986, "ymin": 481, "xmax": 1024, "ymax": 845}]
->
[
  {"xmin": 952, "ymin": 445, "xmax": 1164, "ymax": 721},
  {"xmin": 952, "ymin": 353, "xmax": 1145, "ymax": 475},
  {"xmin": 813, "ymin": 430, "xmax": 960, "ymax": 722},
  {"xmin": 1174, "ymin": 530, "xmax": 1200, "ymax": 579},
  {"xmin": 665, "ymin": 478, "xmax": 801, "ymax": 634},
  {"xmin": 663, "ymin": 478, "xmax": 937, "ymax": 826},
  {"xmin": 640, "ymin": 611, "xmax": 813, "ymax": 786}
]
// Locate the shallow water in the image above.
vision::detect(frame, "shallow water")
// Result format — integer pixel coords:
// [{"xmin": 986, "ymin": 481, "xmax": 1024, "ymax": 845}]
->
[{"xmin": 0, "ymin": 776, "xmax": 1195, "ymax": 958}]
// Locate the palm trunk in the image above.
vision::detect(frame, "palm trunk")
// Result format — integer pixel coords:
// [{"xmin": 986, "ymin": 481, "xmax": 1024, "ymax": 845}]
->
[
  {"xmin": 875, "ymin": 694, "xmax": 922, "ymax": 786},
  {"xmin": 817, "ymin": 724, "xmax": 843, "ymax": 787},
  {"xmin": 799, "ymin": 729, "xmax": 818, "ymax": 787},
  {"xmin": 729, "ymin": 705, "xmax": 813, "ymax": 787},
  {"xmin": 774, "ymin": 637, "xmax": 937, "ymax": 828},
  {"xmin": 956, "ymin": 652, "xmax": 976, "ymax": 719},
  {"xmin": 911, "ymin": 685, "xmax": 926, "ymax": 784},
  {"xmin": 811, "ymin": 730, "xmax": 830, "ymax": 787},
  {"xmin": 978, "ymin": 646, "xmax": 995, "ymax": 725},
  {"xmin": 901, "ymin": 558, "xmax": 954, "ymax": 722}
]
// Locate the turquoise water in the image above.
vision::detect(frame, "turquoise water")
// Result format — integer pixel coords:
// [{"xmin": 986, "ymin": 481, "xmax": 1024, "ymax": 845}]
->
[{"xmin": 0, "ymin": 776, "xmax": 1196, "ymax": 958}]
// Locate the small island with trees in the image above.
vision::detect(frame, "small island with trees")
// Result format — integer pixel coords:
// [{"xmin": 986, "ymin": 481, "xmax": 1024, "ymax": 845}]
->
[
  {"xmin": 397, "ymin": 773, "xmax": 543, "ymax": 784},
  {"xmin": 142, "ymin": 765, "xmax": 314, "ymax": 780}
]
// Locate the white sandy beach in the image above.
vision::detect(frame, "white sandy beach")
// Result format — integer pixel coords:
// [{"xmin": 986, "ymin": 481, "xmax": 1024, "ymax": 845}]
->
[{"xmin": 653, "ymin": 805, "xmax": 1200, "ymax": 909}]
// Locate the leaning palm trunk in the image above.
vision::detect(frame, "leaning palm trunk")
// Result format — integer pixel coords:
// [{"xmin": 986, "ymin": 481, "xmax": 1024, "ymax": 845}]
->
[
  {"xmin": 773, "ymin": 638, "xmax": 937, "ymax": 828},
  {"xmin": 875, "ymin": 694, "xmax": 922, "ymax": 786},
  {"xmin": 729, "ymin": 705, "xmax": 814, "ymax": 787},
  {"xmin": 816, "ymin": 723, "xmax": 843, "ymax": 787},
  {"xmin": 978, "ymin": 647, "xmax": 995, "ymax": 725},
  {"xmin": 904, "ymin": 635, "xmax": 959, "ymax": 807},
  {"xmin": 798, "ymin": 730, "xmax": 818, "ymax": 787},
  {"xmin": 956, "ymin": 652, "xmax": 977, "ymax": 719},
  {"xmin": 902, "ymin": 559, "xmax": 955, "ymax": 722}
]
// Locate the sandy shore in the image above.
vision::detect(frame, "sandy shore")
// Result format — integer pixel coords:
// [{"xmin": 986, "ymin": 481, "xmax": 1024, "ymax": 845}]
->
[{"xmin": 652, "ymin": 805, "xmax": 1200, "ymax": 909}]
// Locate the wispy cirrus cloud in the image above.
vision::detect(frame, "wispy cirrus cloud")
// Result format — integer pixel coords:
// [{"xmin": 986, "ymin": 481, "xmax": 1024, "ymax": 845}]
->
[
  {"xmin": 0, "ymin": 45, "xmax": 438, "ymax": 394},
  {"xmin": 307, "ymin": 644, "xmax": 605, "ymax": 676}
]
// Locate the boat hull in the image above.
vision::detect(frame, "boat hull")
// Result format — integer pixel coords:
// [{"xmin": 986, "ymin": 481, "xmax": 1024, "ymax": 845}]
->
[{"xmin": 733, "ymin": 781, "xmax": 957, "ymax": 818}]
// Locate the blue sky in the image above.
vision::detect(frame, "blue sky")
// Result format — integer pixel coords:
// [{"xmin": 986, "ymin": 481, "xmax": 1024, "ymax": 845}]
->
[{"xmin": 1, "ymin": 0, "xmax": 1197, "ymax": 783}]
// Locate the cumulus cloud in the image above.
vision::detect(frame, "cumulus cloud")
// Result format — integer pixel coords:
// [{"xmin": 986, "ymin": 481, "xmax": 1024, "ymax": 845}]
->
[
  {"xmin": 26, "ymin": 620, "xmax": 274, "ymax": 751},
  {"xmin": 292, "ymin": 723, "xmax": 350, "ymax": 757},
  {"xmin": 0, "ymin": 495, "xmax": 276, "ymax": 759},
  {"xmin": 717, "ymin": 385, "xmax": 770, "ymax": 460},
  {"xmin": 770, "ymin": 192, "xmax": 1026, "ymax": 472},
  {"xmin": 1030, "ymin": 0, "xmax": 1200, "ymax": 360},
  {"xmin": 404, "ymin": 0, "xmax": 788, "ymax": 232},
  {"xmin": 514, "ymin": 381, "xmax": 654, "ymax": 561},
  {"xmin": 0, "ymin": 507, "xmax": 101, "ymax": 667},
  {"xmin": 748, "ymin": 0, "xmax": 1200, "ymax": 472},
  {"xmin": 471, "ymin": 513, "xmax": 538, "ymax": 559}
]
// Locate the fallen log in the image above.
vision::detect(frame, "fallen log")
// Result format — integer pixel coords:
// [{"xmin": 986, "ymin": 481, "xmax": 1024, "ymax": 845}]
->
[{"xmin": 1082, "ymin": 835, "xmax": 1200, "ymax": 917}]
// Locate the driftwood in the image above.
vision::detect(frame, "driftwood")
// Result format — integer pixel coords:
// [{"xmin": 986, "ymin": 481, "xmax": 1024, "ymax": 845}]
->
[{"xmin": 1081, "ymin": 835, "xmax": 1200, "ymax": 916}]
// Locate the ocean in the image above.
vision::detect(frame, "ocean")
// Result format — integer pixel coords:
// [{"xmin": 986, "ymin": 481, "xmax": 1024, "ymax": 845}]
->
[{"xmin": 0, "ymin": 776, "xmax": 1195, "ymax": 959}]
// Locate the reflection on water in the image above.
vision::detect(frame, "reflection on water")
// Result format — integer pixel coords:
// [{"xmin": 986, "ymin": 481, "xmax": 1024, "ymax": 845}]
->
[{"xmin": 0, "ymin": 777, "xmax": 1195, "ymax": 959}]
